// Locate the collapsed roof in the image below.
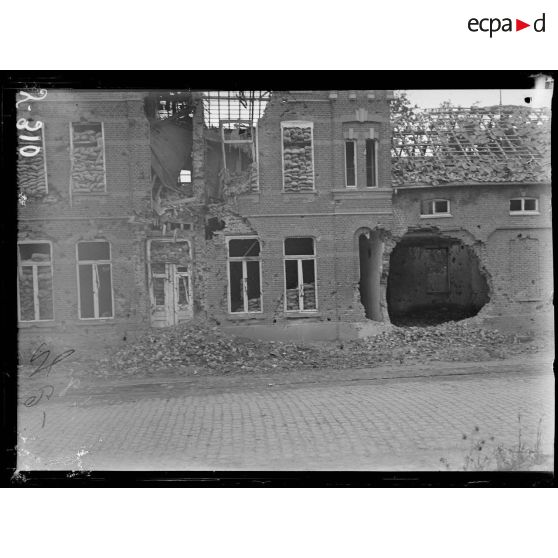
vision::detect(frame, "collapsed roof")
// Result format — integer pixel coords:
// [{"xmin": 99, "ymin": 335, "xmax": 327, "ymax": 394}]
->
[{"xmin": 391, "ymin": 105, "xmax": 551, "ymax": 185}]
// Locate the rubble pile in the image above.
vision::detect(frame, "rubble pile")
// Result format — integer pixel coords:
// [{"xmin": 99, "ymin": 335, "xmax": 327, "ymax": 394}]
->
[{"xmin": 93, "ymin": 319, "xmax": 548, "ymax": 378}]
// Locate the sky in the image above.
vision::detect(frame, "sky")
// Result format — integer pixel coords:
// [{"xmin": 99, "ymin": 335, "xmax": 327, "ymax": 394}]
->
[{"xmin": 405, "ymin": 88, "xmax": 552, "ymax": 109}]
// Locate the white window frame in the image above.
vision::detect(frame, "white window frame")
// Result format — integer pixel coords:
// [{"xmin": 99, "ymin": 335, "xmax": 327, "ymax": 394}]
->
[
  {"xmin": 70, "ymin": 121, "xmax": 107, "ymax": 194},
  {"xmin": 76, "ymin": 240, "xmax": 114, "ymax": 320},
  {"xmin": 281, "ymin": 120, "xmax": 315, "ymax": 192},
  {"xmin": 420, "ymin": 199, "xmax": 452, "ymax": 218},
  {"xmin": 509, "ymin": 197, "xmax": 539, "ymax": 215},
  {"xmin": 226, "ymin": 236, "xmax": 263, "ymax": 314},
  {"xmin": 17, "ymin": 240, "xmax": 55, "ymax": 322},
  {"xmin": 365, "ymin": 138, "xmax": 379, "ymax": 188},
  {"xmin": 344, "ymin": 139, "xmax": 357, "ymax": 188},
  {"xmin": 283, "ymin": 237, "xmax": 318, "ymax": 313}
]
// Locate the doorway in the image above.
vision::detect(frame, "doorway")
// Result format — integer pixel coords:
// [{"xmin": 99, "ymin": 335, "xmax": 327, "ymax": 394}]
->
[{"xmin": 147, "ymin": 239, "xmax": 193, "ymax": 327}]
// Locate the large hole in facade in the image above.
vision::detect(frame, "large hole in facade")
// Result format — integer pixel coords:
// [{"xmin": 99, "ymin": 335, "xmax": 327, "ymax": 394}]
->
[{"xmin": 386, "ymin": 232, "xmax": 490, "ymax": 326}]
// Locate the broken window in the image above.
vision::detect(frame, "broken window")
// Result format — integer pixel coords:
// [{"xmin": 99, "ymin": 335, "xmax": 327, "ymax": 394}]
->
[
  {"xmin": 76, "ymin": 241, "xmax": 113, "ymax": 319},
  {"xmin": 365, "ymin": 139, "xmax": 377, "ymax": 187},
  {"xmin": 70, "ymin": 122, "xmax": 106, "ymax": 193},
  {"xmin": 421, "ymin": 199, "xmax": 451, "ymax": 216},
  {"xmin": 509, "ymin": 197, "xmax": 539, "ymax": 214},
  {"xmin": 284, "ymin": 237, "xmax": 317, "ymax": 312},
  {"xmin": 221, "ymin": 122, "xmax": 259, "ymax": 194},
  {"xmin": 17, "ymin": 242, "xmax": 54, "ymax": 322},
  {"xmin": 282, "ymin": 121, "xmax": 314, "ymax": 191},
  {"xmin": 227, "ymin": 238, "xmax": 262, "ymax": 313},
  {"xmin": 345, "ymin": 140, "xmax": 357, "ymax": 187}
]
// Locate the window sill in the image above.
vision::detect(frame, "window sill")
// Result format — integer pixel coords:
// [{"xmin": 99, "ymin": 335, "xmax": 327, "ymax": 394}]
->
[
  {"xmin": 75, "ymin": 319, "xmax": 116, "ymax": 325},
  {"xmin": 284, "ymin": 311, "xmax": 320, "ymax": 318},
  {"xmin": 420, "ymin": 214, "xmax": 453, "ymax": 219},
  {"xmin": 73, "ymin": 191, "xmax": 108, "ymax": 196},
  {"xmin": 228, "ymin": 312, "xmax": 264, "ymax": 319},
  {"xmin": 281, "ymin": 191, "xmax": 318, "ymax": 202},
  {"xmin": 509, "ymin": 212, "xmax": 540, "ymax": 216},
  {"xmin": 332, "ymin": 188, "xmax": 391, "ymax": 200},
  {"xmin": 18, "ymin": 321, "xmax": 56, "ymax": 328}
]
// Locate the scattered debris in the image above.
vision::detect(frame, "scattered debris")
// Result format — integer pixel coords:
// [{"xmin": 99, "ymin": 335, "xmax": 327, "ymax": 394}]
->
[{"xmin": 86, "ymin": 319, "xmax": 552, "ymax": 380}]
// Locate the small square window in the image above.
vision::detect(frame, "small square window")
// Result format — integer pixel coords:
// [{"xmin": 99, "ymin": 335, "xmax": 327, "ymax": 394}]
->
[
  {"xmin": 421, "ymin": 199, "xmax": 451, "ymax": 217},
  {"xmin": 524, "ymin": 198, "xmax": 537, "ymax": 211}
]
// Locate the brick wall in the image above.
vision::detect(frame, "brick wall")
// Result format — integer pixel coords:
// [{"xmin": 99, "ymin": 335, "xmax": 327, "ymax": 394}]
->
[
  {"xmin": 18, "ymin": 90, "xmax": 152, "ymax": 355},
  {"xmin": 202, "ymin": 90, "xmax": 394, "ymax": 326},
  {"xmin": 392, "ymin": 183, "xmax": 553, "ymax": 317}
]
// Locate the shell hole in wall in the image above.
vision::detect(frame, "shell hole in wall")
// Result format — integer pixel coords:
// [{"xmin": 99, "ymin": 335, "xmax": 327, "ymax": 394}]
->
[{"xmin": 386, "ymin": 232, "xmax": 490, "ymax": 327}]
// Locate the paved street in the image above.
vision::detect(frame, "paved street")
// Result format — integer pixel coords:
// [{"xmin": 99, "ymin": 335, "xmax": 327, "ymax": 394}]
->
[{"xmin": 17, "ymin": 362, "xmax": 554, "ymax": 471}]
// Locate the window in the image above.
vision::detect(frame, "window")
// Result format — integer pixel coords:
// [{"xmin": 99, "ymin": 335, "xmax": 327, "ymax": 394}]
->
[
  {"xmin": 70, "ymin": 122, "xmax": 106, "ymax": 193},
  {"xmin": 509, "ymin": 197, "xmax": 539, "ymax": 214},
  {"xmin": 227, "ymin": 238, "xmax": 262, "ymax": 313},
  {"xmin": 281, "ymin": 121, "xmax": 314, "ymax": 191},
  {"xmin": 221, "ymin": 121, "xmax": 259, "ymax": 192},
  {"xmin": 179, "ymin": 170, "xmax": 192, "ymax": 184},
  {"xmin": 17, "ymin": 119, "xmax": 48, "ymax": 195},
  {"xmin": 284, "ymin": 238, "xmax": 317, "ymax": 312},
  {"xmin": 76, "ymin": 241, "xmax": 113, "ymax": 319},
  {"xmin": 17, "ymin": 242, "xmax": 54, "ymax": 322},
  {"xmin": 365, "ymin": 139, "xmax": 377, "ymax": 187},
  {"xmin": 345, "ymin": 140, "xmax": 357, "ymax": 187},
  {"xmin": 421, "ymin": 199, "xmax": 451, "ymax": 217}
]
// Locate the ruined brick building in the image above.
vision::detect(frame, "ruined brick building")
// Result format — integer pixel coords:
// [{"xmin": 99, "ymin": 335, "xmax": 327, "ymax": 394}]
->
[
  {"xmin": 17, "ymin": 89, "xmax": 552, "ymax": 355},
  {"xmin": 389, "ymin": 103, "xmax": 552, "ymax": 332}
]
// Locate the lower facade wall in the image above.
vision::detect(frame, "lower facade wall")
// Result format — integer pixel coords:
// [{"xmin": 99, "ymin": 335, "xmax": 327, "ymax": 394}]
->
[
  {"xmin": 201, "ymin": 213, "xmax": 393, "ymax": 327},
  {"xmin": 18, "ymin": 219, "xmax": 150, "ymax": 357}
]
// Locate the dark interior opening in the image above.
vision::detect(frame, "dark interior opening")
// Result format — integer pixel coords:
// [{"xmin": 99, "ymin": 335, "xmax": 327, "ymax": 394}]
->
[{"xmin": 386, "ymin": 232, "xmax": 490, "ymax": 327}]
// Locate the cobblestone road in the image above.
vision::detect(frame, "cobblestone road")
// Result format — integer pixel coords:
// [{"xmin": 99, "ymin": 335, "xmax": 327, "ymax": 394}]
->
[{"xmin": 17, "ymin": 364, "xmax": 554, "ymax": 471}]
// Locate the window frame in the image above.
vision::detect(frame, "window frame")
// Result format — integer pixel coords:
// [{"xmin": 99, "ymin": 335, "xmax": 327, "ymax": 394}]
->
[
  {"xmin": 17, "ymin": 240, "xmax": 55, "ymax": 323},
  {"xmin": 420, "ymin": 199, "xmax": 452, "ymax": 218},
  {"xmin": 75, "ymin": 240, "xmax": 114, "ymax": 320},
  {"xmin": 344, "ymin": 139, "xmax": 357, "ymax": 188},
  {"xmin": 283, "ymin": 237, "xmax": 318, "ymax": 313},
  {"xmin": 365, "ymin": 138, "xmax": 378, "ymax": 188},
  {"xmin": 281, "ymin": 120, "xmax": 315, "ymax": 192},
  {"xmin": 509, "ymin": 197, "xmax": 539, "ymax": 215},
  {"xmin": 69, "ymin": 121, "xmax": 108, "ymax": 194},
  {"xmin": 226, "ymin": 236, "xmax": 263, "ymax": 314}
]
